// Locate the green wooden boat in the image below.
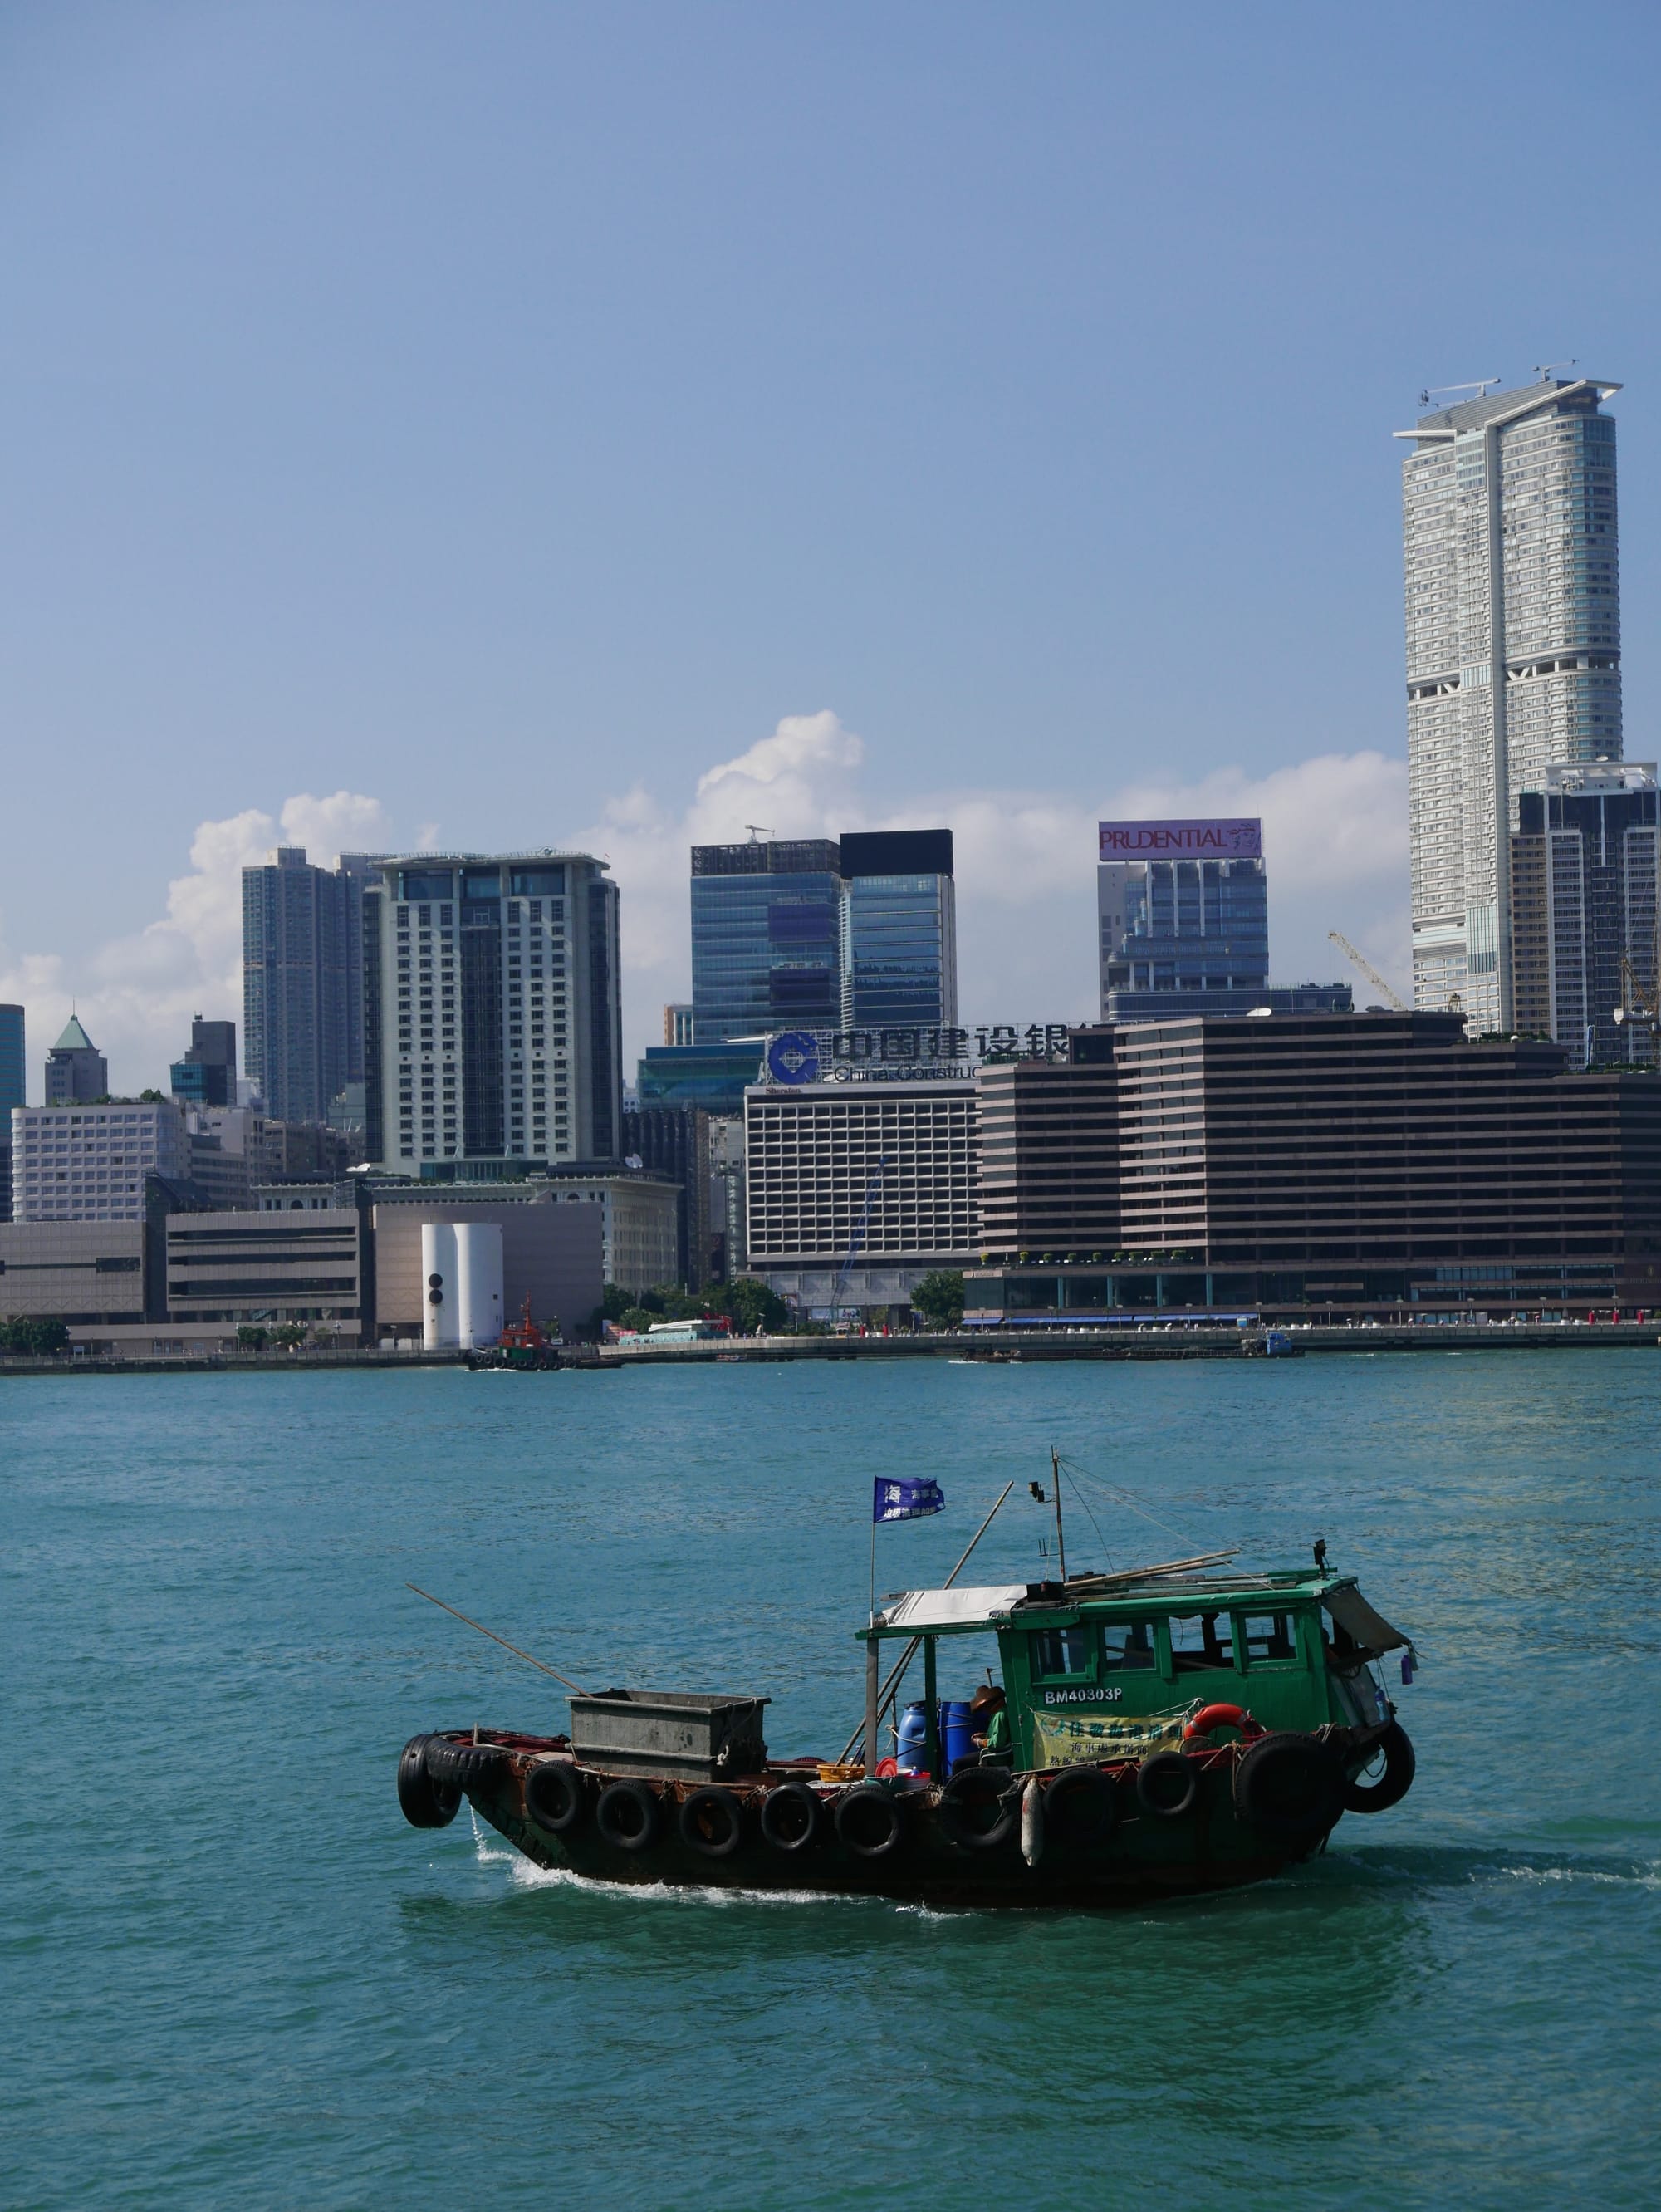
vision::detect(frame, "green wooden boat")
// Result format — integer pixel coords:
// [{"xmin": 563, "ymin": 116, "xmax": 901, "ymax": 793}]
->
[{"xmin": 397, "ymin": 1552, "xmax": 1418, "ymax": 1908}]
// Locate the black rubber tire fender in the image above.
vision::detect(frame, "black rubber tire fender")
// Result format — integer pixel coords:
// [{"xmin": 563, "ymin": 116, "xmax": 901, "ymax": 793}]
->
[
  {"xmin": 595, "ymin": 1778, "xmax": 663, "ymax": 1852},
  {"xmin": 398, "ymin": 1734, "xmax": 462, "ymax": 1829},
  {"xmin": 1234, "ymin": 1731, "xmax": 1343, "ymax": 1842},
  {"xmin": 423, "ymin": 1735, "xmax": 468, "ymax": 1790},
  {"xmin": 1042, "ymin": 1763, "xmax": 1119, "ymax": 1848},
  {"xmin": 938, "ymin": 1764, "xmax": 1020, "ymax": 1852},
  {"xmin": 759, "ymin": 1780, "xmax": 822, "ymax": 1852},
  {"xmin": 834, "ymin": 1784, "xmax": 909, "ymax": 1860},
  {"xmin": 524, "ymin": 1758, "xmax": 587, "ymax": 1835},
  {"xmin": 679, "ymin": 1784, "xmax": 747, "ymax": 1859},
  {"xmin": 453, "ymin": 1743, "xmax": 509, "ymax": 1794},
  {"xmin": 1135, "ymin": 1750, "xmax": 1199, "ymax": 1819},
  {"xmin": 1338, "ymin": 1721, "xmax": 1415, "ymax": 1814}
]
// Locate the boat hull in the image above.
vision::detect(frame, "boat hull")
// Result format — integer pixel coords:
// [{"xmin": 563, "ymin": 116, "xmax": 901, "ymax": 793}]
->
[{"xmin": 422, "ymin": 1734, "xmax": 1330, "ymax": 1909}]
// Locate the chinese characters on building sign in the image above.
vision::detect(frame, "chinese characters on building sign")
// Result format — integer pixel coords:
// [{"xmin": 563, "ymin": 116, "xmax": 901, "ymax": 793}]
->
[
  {"xmin": 762, "ymin": 1025, "xmax": 1073, "ymax": 1085},
  {"xmin": 1097, "ymin": 818, "xmax": 1262, "ymax": 859}
]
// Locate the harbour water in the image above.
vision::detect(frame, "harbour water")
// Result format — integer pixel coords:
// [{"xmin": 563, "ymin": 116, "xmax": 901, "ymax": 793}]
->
[{"xmin": 7, "ymin": 1354, "xmax": 1659, "ymax": 2209}]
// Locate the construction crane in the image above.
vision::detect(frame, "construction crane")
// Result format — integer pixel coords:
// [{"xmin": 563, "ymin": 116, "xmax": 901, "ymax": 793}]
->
[
  {"xmin": 834, "ymin": 1157, "xmax": 890, "ymax": 1309},
  {"xmin": 1328, "ymin": 931, "xmax": 1409, "ymax": 1013},
  {"xmin": 1612, "ymin": 957, "xmax": 1659, "ymax": 1059}
]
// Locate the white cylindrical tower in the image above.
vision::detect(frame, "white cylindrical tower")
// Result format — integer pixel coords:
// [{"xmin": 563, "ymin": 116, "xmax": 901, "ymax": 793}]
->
[
  {"xmin": 420, "ymin": 1222, "xmax": 461, "ymax": 1351},
  {"xmin": 453, "ymin": 1221, "xmax": 504, "ymax": 1349}
]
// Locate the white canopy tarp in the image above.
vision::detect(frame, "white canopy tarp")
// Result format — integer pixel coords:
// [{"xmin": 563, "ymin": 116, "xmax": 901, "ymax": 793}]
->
[{"xmin": 879, "ymin": 1585, "xmax": 1028, "ymax": 1632}]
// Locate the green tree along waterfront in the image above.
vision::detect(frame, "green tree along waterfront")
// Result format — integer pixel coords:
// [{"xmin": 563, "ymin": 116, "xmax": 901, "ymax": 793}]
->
[{"xmin": 911, "ymin": 1269, "xmax": 966, "ymax": 1327}]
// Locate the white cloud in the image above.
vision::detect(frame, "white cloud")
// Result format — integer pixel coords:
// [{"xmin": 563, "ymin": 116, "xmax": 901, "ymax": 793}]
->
[
  {"xmin": 0, "ymin": 728, "xmax": 1413, "ymax": 1101},
  {"xmin": 0, "ymin": 792, "xmax": 391, "ymax": 1096},
  {"xmin": 579, "ymin": 715, "xmax": 1412, "ymax": 1061}
]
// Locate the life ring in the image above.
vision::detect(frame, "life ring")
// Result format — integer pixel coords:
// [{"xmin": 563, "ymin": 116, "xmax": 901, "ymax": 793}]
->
[
  {"xmin": 1135, "ymin": 1750, "xmax": 1199, "ymax": 1818},
  {"xmin": 1183, "ymin": 1703, "xmax": 1265, "ymax": 1745},
  {"xmin": 1233, "ymin": 1732, "xmax": 1342, "ymax": 1844},
  {"xmin": 760, "ymin": 1781, "xmax": 822, "ymax": 1852},
  {"xmin": 938, "ymin": 1765, "xmax": 1020, "ymax": 1852},
  {"xmin": 1338, "ymin": 1721, "xmax": 1415, "ymax": 1813},
  {"xmin": 524, "ymin": 1758, "xmax": 587, "ymax": 1835},
  {"xmin": 834, "ymin": 1784, "xmax": 909, "ymax": 1859},
  {"xmin": 397, "ymin": 1734, "xmax": 461, "ymax": 1829},
  {"xmin": 679, "ymin": 1784, "xmax": 746, "ymax": 1858},
  {"xmin": 595, "ymin": 1778, "xmax": 663, "ymax": 1852},
  {"xmin": 1041, "ymin": 1764, "xmax": 1119, "ymax": 1848}
]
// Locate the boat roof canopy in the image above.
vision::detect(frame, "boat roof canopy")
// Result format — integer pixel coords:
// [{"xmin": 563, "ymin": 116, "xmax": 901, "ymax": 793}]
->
[
  {"xmin": 863, "ymin": 1567, "xmax": 1414, "ymax": 1647},
  {"xmin": 876, "ymin": 1586, "xmax": 1030, "ymax": 1635}
]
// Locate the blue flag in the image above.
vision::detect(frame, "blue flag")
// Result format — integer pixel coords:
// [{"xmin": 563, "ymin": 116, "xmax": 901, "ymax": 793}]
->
[{"xmin": 874, "ymin": 1477, "xmax": 945, "ymax": 1523}]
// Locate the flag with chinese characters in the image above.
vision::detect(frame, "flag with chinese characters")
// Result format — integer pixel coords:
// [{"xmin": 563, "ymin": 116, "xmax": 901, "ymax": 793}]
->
[{"xmin": 873, "ymin": 1477, "xmax": 945, "ymax": 1523}]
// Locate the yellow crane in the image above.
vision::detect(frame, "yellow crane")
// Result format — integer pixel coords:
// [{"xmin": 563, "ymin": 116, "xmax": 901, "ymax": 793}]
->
[
  {"xmin": 1327, "ymin": 931, "xmax": 1409, "ymax": 1012},
  {"xmin": 1612, "ymin": 957, "xmax": 1659, "ymax": 1053}
]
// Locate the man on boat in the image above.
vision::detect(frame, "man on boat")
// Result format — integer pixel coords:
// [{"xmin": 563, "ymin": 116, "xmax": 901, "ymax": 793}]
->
[{"xmin": 970, "ymin": 1684, "xmax": 1009, "ymax": 1762}]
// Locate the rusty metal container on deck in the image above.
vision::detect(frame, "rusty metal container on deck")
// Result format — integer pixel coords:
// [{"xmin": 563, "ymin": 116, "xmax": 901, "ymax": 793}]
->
[{"xmin": 568, "ymin": 1690, "xmax": 770, "ymax": 1781}]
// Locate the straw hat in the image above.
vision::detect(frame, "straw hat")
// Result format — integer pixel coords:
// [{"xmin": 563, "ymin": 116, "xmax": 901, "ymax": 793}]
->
[{"xmin": 969, "ymin": 1684, "xmax": 1006, "ymax": 1713}]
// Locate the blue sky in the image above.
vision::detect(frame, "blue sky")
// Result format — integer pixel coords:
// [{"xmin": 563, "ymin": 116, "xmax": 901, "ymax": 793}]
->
[{"xmin": 2, "ymin": 1, "xmax": 1659, "ymax": 1086}]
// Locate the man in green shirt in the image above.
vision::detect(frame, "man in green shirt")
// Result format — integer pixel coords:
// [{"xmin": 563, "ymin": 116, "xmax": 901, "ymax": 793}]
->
[{"xmin": 971, "ymin": 1684, "xmax": 1010, "ymax": 1762}]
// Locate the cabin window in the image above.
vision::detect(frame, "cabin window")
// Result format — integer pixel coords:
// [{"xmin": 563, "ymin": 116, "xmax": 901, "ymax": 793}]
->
[
  {"xmin": 1100, "ymin": 1621, "xmax": 1157, "ymax": 1672},
  {"xmin": 1168, "ymin": 1612, "xmax": 1236, "ymax": 1673},
  {"xmin": 1030, "ymin": 1626, "xmax": 1092, "ymax": 1679},
  {"xmin": 1238, "ymin": 1613, "xmax": 1299, "ymax": 1666}
]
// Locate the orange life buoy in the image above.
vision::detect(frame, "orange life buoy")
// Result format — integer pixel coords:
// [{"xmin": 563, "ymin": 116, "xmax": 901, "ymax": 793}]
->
[{"xmin": 1184, "ymin": 1702, "xmax": 1265, "ymax": 1744}]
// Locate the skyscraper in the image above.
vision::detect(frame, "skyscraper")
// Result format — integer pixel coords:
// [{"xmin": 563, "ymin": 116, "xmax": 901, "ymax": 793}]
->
[
  {"xmin": 1511, "ymin": 761, "xmax": 1659, "ymax": 1067},
  {"xmin": 0, "ymin": 1005, "xmax": 23, "ymax": 1117},
  {"xmin": 1398, "ymin": 375, "xmax": 1622, "ymax": 1028},
  {"xmin": 169, "ymin": 1016, "xmax": 238, "ymax": 1106},
  {"xmin": 689, "ymin": 830, "xmax": 958, "ymax": 1042},
  {"xmin": 690, "ymin": 838, "xmax": 844, "ymax": 1041},
  {"xmin": 45, "ymin": 1014, "xmax": 108, "ymax": 1103},
  {"xmin": 242, "ymin": 846, "xmax": 379, "ymax": 1123},
  {"xmin": 364, "ymin": 851, "xmax": 621, "ymax": 1173},
  {"xmin": 838, "ymin": 830, "xmax": 958, "ymax": 1027}
]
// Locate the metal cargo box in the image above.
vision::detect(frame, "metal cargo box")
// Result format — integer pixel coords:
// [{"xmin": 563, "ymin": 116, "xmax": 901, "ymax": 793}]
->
[{"xmin": 568, "ymin": 1690, "xmax": 770, "ymax": 1781}]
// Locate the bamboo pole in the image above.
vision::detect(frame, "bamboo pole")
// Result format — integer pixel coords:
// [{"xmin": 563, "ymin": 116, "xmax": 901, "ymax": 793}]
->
[{"xmin": 406, "ymin": 1582, "xmax": 588, "ymax": 1696}]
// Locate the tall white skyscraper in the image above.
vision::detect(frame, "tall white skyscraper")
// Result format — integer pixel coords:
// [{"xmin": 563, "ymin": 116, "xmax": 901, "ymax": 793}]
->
[
  {"xmin": 364, "ymin": 851, "xmax": 621, "ymax": 1173},
  {"xmin": 1397, "ymin": 375, "xmax": 1622, "ymax": 1029}
]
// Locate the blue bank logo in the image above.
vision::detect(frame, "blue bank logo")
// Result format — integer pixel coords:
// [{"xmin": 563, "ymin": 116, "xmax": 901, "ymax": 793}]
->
[{"xmin": 766, "ymin": 1031, "xmax": 821, "ymax": 1085}]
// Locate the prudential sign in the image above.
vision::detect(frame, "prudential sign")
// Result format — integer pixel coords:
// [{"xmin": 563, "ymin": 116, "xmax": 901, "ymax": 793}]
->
[{"xmin": 1098, "ymin": 817, "xmax": 1262, "ymax": 860}]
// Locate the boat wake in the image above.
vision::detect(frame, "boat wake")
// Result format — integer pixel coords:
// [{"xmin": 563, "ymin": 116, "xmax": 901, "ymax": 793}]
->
[
  {"xmin": 467, "ymin": 1811, "xmax": 924, "ymax": 1912},
  {"xmin": 1294, "ymin": 1841, "xmax": 1661, "ymax": 1893}
]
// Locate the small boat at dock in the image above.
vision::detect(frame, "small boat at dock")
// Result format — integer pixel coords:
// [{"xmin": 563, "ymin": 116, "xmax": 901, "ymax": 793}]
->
[{"xmin": 397, "ymin": 1553, "xmax": 1418, "ymax": 1908}]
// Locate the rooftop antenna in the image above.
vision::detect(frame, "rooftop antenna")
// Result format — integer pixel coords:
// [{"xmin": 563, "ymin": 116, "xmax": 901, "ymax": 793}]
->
[
  {"xmin": 1535, "ymin": 359, "xmax": 1577, "ymax": 381},
  {"xmin": 1418, "ymin": 377, "xmax": 1504, "ymax": 407}
]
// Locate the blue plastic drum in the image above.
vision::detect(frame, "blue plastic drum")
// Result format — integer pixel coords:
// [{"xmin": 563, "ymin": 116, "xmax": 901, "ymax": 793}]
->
[
  {"xmin": 941, "ymin": 1699, "xmax": 976, "ymax": 1774},
  {"xmin": 895, "ymin": 1700, "xmax": 933, "ymax": 1773}
]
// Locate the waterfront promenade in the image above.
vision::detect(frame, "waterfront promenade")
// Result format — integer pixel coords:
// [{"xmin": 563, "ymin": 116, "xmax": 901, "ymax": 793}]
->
[{"xmin": 2, "ymin": 1317, "xmax": 1659, "ymax": 1376}]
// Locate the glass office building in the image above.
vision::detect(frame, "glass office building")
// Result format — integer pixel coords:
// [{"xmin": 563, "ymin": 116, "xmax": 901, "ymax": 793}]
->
[
  {"xmin": 690, "ymin": 840, "xmax": 845, "ymax": 1042},
  {"xmin": 839, "ymin": 830, "xmax": 957, "ymax": 1027},
  {"xmin": 1099, "ymin": 836, "xmax": 1271, "ymax": 1022},
  {"xmin": 0, "ymin": 1004, "xmax": 23, "ymax": 1117},
  {"xmin": 1512, "ymin": 760, "xmax": 1659, "ymax": 1067}
]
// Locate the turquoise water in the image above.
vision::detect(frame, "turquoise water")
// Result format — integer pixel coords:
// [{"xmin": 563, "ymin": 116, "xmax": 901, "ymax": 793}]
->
[{"xmin": 6, "ymin": 1354, "xmax": 1659, "ymax": 2210}]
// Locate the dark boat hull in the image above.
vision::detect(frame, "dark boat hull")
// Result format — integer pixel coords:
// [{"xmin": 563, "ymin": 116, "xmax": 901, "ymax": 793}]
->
[{"xmin": 425, "ymin": 1734, "xmax": 1329, "ymax": 1909}]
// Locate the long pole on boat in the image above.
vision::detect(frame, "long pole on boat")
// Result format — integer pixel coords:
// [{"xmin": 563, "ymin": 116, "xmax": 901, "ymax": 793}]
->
[
  {"xmin": 839, "ymin": 1478, "xmax": 1017, "ymax": 1766},
  {"xmin": 405, "ymin": 1582, "xmax": 589, "ymax": 1696},
  {"xmin": 1051, "ymin": 1444, "xmax": 1067, "ymax": 1584}
]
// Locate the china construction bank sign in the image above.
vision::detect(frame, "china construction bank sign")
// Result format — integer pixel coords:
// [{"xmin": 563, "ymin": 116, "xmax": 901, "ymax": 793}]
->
[{"xmin": 1098, "ymin": 818, "xmax": 1262, "ymax": 860}]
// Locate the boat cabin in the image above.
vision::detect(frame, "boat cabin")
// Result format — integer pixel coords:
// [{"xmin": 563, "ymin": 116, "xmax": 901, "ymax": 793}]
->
[{"xmin": 856, "ymin": 1567, "xmax": 1409, "ymax": 1778}]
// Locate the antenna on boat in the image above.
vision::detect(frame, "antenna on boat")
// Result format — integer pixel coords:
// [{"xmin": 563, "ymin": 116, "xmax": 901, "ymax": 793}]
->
[
  {"xmin": 1051, "ymin": 1446, "xmax": 1067, "ymax": 1583},
  {"xmin": 1028, "ymin": 1451, "xmax": 1067, "ymax": 1582}
]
